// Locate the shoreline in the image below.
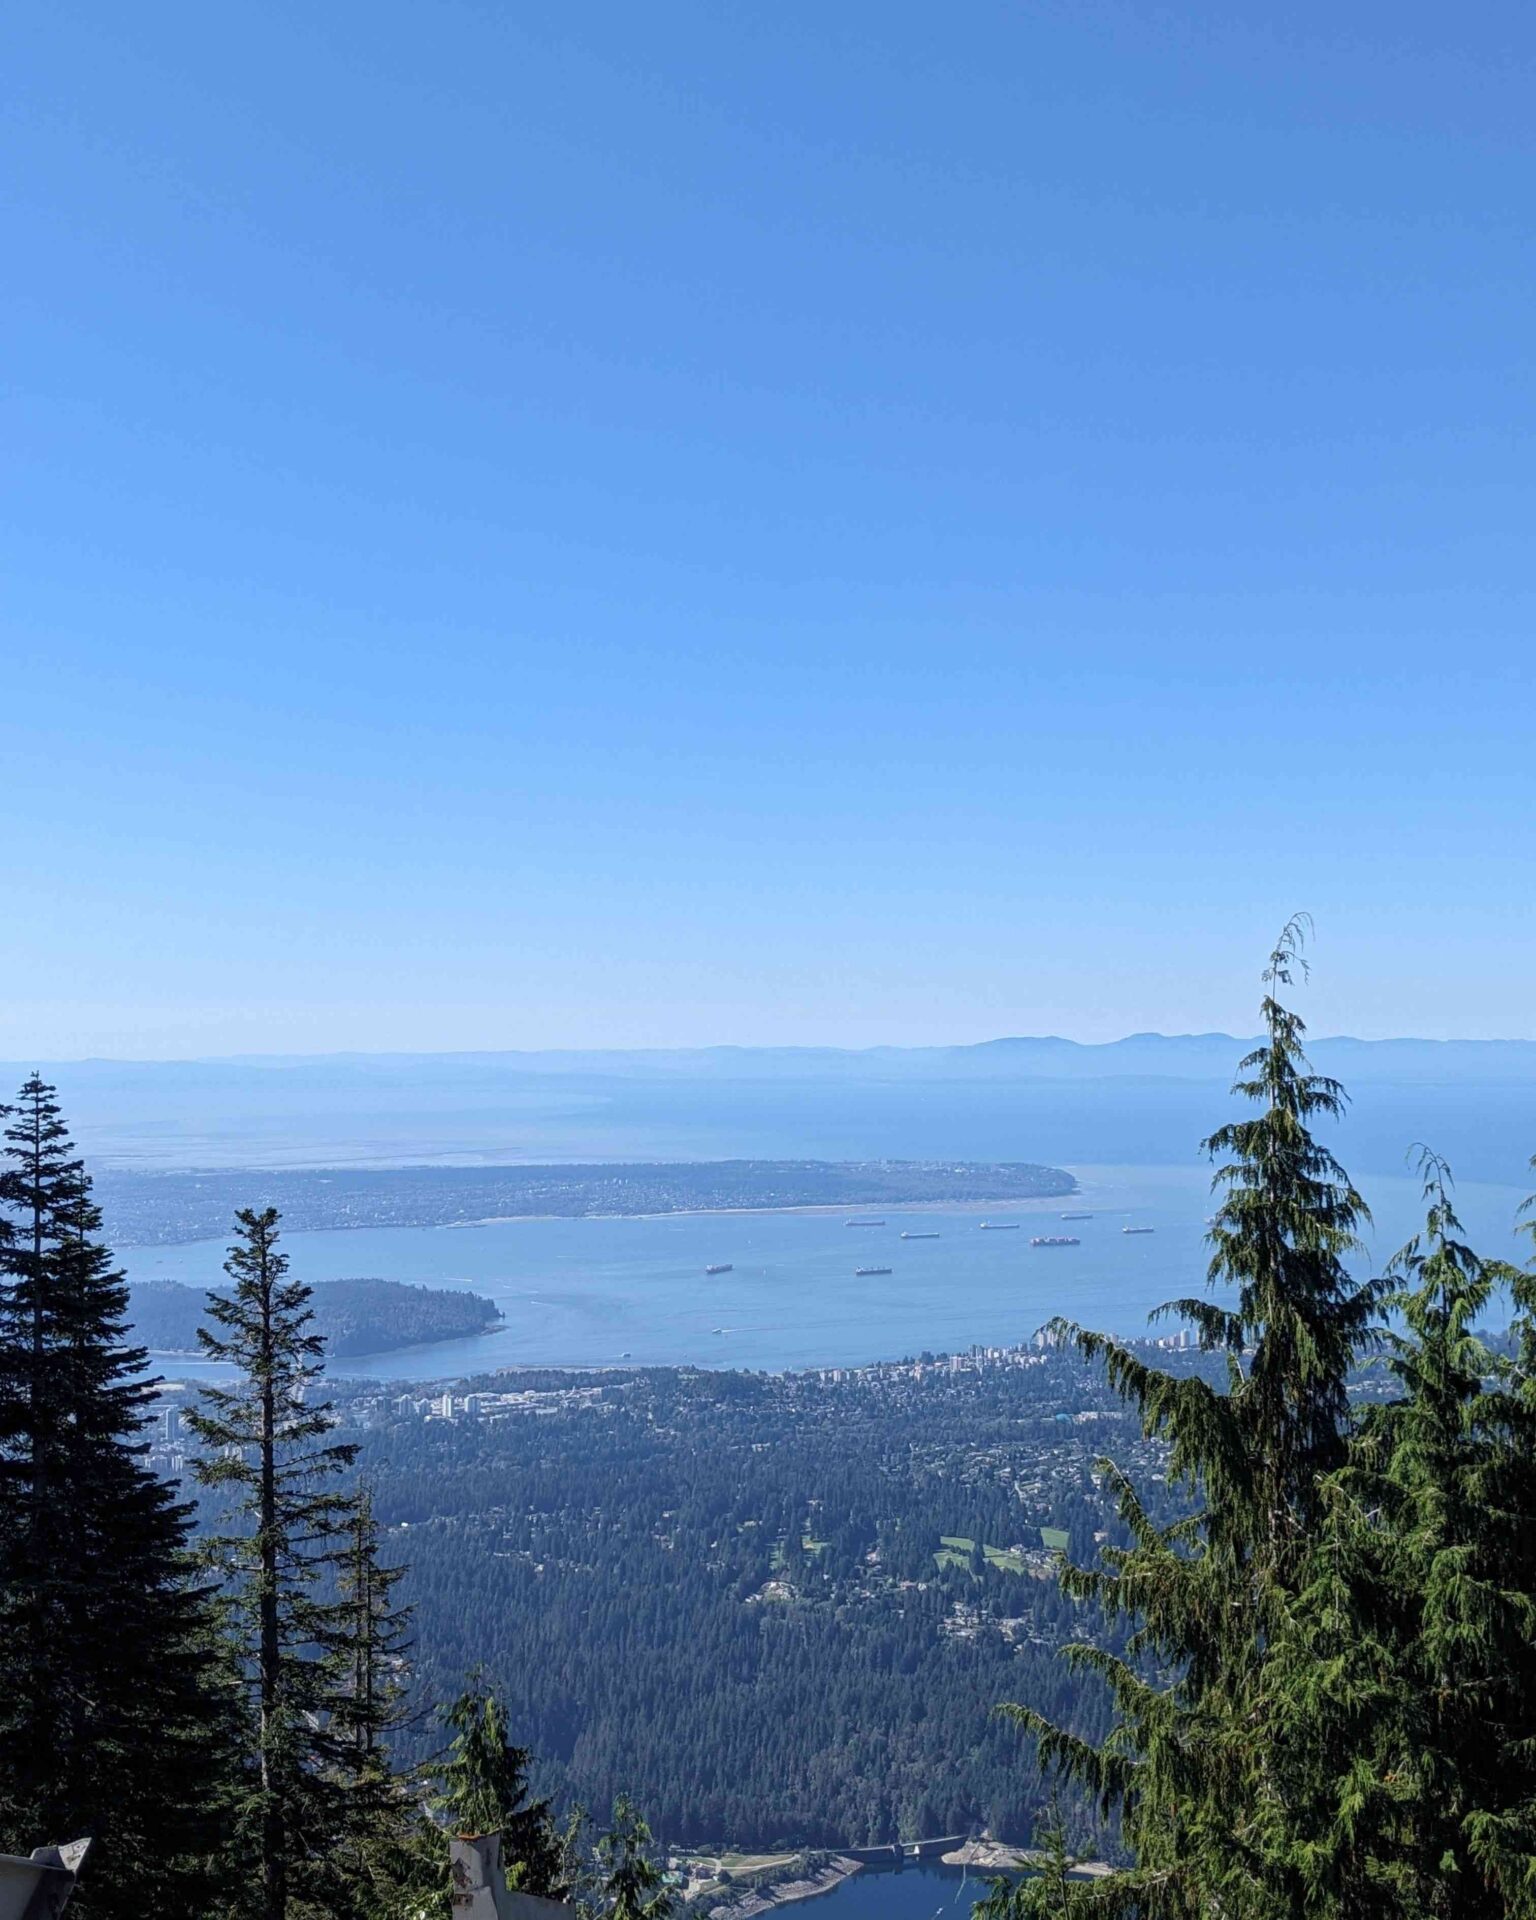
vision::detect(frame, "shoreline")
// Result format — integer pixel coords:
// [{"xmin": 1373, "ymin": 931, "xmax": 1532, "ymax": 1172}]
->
[
  {"xmin": 690, "ymin": 1856, "xmax": 863, "ymax": 1918},
  {"xmin": 942, "ymin": 1840, "xmax": 1113, "ymax": 1880},
  {"xmin": 112, "ymin": 1167, "xmax": 1080, "ymax": 1252},
  {"xmin": 120, "ymin": 1189, "xmax": 1080, "ymax": 1252},
  {"xmin": 459, "ymin": 1193, "xmax": 1076, "ymax": 1229}
]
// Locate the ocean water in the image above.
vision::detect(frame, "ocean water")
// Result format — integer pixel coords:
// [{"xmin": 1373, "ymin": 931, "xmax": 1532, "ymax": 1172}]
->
[
  {"xmin": 789, "ymin": 1865, "xmax": 995, "ymax": 1920},
  {"xmin": 120, "ymin": 1162, "xmax": 1533, "ymax": 1384}
]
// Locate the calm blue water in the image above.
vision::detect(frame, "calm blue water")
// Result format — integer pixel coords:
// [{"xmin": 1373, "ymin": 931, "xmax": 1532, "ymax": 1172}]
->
[
  {"xmin": 120, "ymin": 1162, "xmax": 1533, "ymax": 1384},
  {"xmin": 791, "ymin": 1865, "xmax": 995, "ymax": 1920}
]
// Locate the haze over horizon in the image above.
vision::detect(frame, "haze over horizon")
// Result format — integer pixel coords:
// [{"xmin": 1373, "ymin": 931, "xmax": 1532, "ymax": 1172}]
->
[{"xmin": 13, "ymin": 1026, "xmax": 1536, "ymax": 1070}]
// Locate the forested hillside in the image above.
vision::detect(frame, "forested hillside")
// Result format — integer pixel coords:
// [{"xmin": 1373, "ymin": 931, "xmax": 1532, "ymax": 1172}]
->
[{"xmin": 320, "ymin": 1357, "xmax": 1170, "ymax": 1851}]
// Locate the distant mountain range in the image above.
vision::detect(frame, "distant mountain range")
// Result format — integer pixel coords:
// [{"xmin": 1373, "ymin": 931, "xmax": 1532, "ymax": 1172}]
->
[
  {"xmin": 5, "ymin": 1036, "xmax": 1533, "ymax": 1183},
  {"xmin": 11, "ymin": 1032, "xmax": 1536, "ymax": 1084}
]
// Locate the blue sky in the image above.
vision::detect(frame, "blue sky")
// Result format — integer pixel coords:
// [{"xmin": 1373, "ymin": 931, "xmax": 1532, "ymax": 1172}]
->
[{"xmin": 3, "ymin": 2, "xmax": 1532, "ymax": 1056}]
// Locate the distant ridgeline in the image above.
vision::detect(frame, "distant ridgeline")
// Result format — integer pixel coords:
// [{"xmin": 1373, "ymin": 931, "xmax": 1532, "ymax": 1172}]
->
[
  {"xmin": 96, "ymin": 1158, "xmax": 1076, "ymax": 1247},
  {"xmin": 130, "ymin": 1275, "xmax": 503, "ymax": 1357}
]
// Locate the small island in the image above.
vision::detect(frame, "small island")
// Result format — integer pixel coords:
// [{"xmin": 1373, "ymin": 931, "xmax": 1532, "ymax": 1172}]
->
[{"xmin": 129, "ymin": 1276, "xmax": 503, "ymax": 1358}]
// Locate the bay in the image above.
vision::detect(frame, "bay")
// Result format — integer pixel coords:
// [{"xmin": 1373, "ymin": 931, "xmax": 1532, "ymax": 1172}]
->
[
  {"xmin": 786, "ymin": 1865, "xmax": 995, "ymax": 1920},
  {"xmin": 119, "ymin": 1162, "xmax": 1532, "ymax": 1384}
]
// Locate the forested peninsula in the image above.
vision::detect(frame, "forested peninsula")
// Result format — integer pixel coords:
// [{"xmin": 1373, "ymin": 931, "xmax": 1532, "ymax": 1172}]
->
[
  {"xmin": 130, "ymin": 1274, "xmax": 503, "ymax": 1357},
  {"xmin": 97, "ymin": 1158, "xmax": 1076, "ymax": 1247}
]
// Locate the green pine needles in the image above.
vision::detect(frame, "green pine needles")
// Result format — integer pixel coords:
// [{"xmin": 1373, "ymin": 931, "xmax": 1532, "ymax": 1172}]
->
[
  {"xmin": 190, "ymin": 1207, "xmax": 368, "ymax": 1920},
  {"xmin": 994, "ymin": 924, "xmax": 1536, "ymax": 1918},
  {"xmin": 0, "ymin": 1077, "xmax": 234, "ymax": 1919},
  {"xmin": 0, "ymin": 1086, "xmax": 674, "ymax": 1920}
]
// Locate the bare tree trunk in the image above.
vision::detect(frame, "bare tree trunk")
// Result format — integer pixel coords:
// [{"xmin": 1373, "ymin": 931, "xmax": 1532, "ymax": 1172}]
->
[{"xmin": 257, "ymin": 1230, "xmax": 285, "ymax": 1920}]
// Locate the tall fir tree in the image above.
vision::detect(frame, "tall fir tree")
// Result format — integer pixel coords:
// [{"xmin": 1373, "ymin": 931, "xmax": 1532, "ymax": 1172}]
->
[
  {"xmin": 189, "ymin": 1206, "xmax": 361, "ymax": 1920},
  {"xmin": 0, "ymin": 1076, "xmax": 233, "ymax": 1917},
  {"xmin": 586, "ymin": 1798, "xmax": 673, "ymax": 1920},
  {"xmin": 1252, "ymin": 1152, "xmax": 1536, "ymax": 1917},
  {"xmin": 326, "ymin": 1489, "xmax": 430, "ymax": 1920},
  {"xmin": 995, "ymin": 923, "xmax": 1385, "ymax": 1916},
  {"xmin": 334, "ymin": 1489, "xmax": 413, "ymax": 1780},
  {"xmin": 430, "ymin": 1681, "xmax": 570, "ymax": 1898}
]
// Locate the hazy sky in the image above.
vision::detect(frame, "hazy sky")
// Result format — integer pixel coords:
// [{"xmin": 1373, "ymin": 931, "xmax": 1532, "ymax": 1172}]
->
[{"xmin": 4, "ymin": 3, "xmax": 1533, "ymax": 1057}]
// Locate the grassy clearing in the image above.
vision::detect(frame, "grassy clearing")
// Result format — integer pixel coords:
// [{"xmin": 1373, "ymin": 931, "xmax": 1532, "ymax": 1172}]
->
[
  {"xmin": 769, "ymin": 1535, "xmax": 830, "ymax": 1570},
  {"xmin": 1040, "ymin": 1526, "xmax": 1070, "ymax": 1553},
  {"xmin": 985, "ymin": 1546, "xmax": 1027, "ymax": 1573},
  {"xmin": 934, "ymin": 1535, "xmax": 1028, "ymax": 1574}
]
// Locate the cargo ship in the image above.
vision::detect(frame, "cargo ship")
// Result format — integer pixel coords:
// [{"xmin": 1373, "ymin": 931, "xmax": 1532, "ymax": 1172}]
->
[
  {"xmin": 1122, "ymin": 1226, "xmax": 1155, "ymax": 1235},
  {"xmin": 979, "ymin": 1221, "xmax": 1021, "ymax": 1231},
  {"xmin": 705, "ymin": 1263, "xmax": 733, "ymax": 1275},
  {"xmin": 846, "ymin": 1218, "xmax": 886, "ymax": 1227},
  {"xmin": 900, "ymin": 1230, "xmax": 941, "ymax": 1240},
  {"xmin": 1060, "ymin": 1212, "xmax": 1093, "ymax": 1221},
  {"xmin": 855, "ymin": 1266, "xmax": 893, "ymax": 1276},
  {"xmin": 1031, "ymin": 1235, "xmax": 1080, "ymax": 1247}
]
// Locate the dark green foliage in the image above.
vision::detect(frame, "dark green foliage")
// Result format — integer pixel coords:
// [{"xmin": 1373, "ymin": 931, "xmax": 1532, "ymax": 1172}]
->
[
  {"xmin": 1254, "ymin": 1155, "xmax": 1536, "ymax": 1916},
  {"xmin": 366, "ymin": 1356, "xmax": 1133, "ymax": 1852},
  {"xmin": 129, "ymin": 1275, "xmax": 502, "ymax": 1359},
  {"xmin": 993, "ymin": 924, "xmax": 1388, "ymax": 1916},
  {"xmin": 990, "ymin": 929, "xmax": 1536, "ymax": 1917},
  {"xmin": 432, "ymin": 1682, "xmax": 570, "ymax": 1896},
  {"xmin": 188, "ymin": 1208, "xmax": 362, "ymax": 1920},
  {"xmin": 334, "ymin": 1490, "xmax": 415, "ymax": 1777},
  {"xmin": 324, "ymin": 1490, "xmax": 430, "ymax": 1920},
  {"xmin": 0, "ymin": 1077, "xmax": 233, "ymax": 1918},
  {"xmin": 585, "ymin": 1797, "xmax": 674, "ymax": 1920},
  {"xmin": 976, "ymin": 1797, "xmax": 1077, "ymax": 1919}
]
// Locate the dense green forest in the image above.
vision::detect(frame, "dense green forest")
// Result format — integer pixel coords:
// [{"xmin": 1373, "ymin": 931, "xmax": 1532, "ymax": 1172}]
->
[
  {"xmin": 0, "ymin": 1078, "xmax": 671, "ymax": 1920},
  {"xmin": 129, "ymin": 1273, "xmax": 502, "ymax": 1356},
  {"xmin": 328, "ymin": 1357, "xmax": 1154, "ymax": 1852},
  {"xmin": 6, "ymin": 927, "xmax": 1536, "ymax": 1915}
]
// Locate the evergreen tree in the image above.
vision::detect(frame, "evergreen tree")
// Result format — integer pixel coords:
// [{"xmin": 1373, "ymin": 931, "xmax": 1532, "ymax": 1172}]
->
[
  {"xmin": 977, "ymin": 1796, "xmax": 1077, "ymax": 1919},
  {"xmin": 587, "ymin": 1798, "xmax": 673, "ymax": 1920},
  {"xmin": 431, "ymin": 1681, "xmax": 568, "ymax": 1896},
  {"xmin": 326, "ymin": 1489, "xmax": 427, "ymax": 1920},
  {"xmin": 1255, "ymin": 1155, "xmax": 1536, "ymax": 1917},
  {"xmin": 995, "ymin": 923, "xmax": 1385, "ymax": 1916},
  {"xmin": 189, "ymin": 1207, "xmax": 360, "ymax": 1920},
  {"xmin": 0, "ymin": 1076, "xmax": 232, "ymax": 1917}
]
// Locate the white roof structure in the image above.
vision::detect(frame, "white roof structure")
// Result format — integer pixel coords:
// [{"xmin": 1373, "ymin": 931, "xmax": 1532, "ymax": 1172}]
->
[
  {"xmin": 0, "ymin": 1840, "xmax": 91, "ymax": 1920},
  {"xmin": 448, "ymin": 1833, "xmax": 574, "ymax": 1920}
]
